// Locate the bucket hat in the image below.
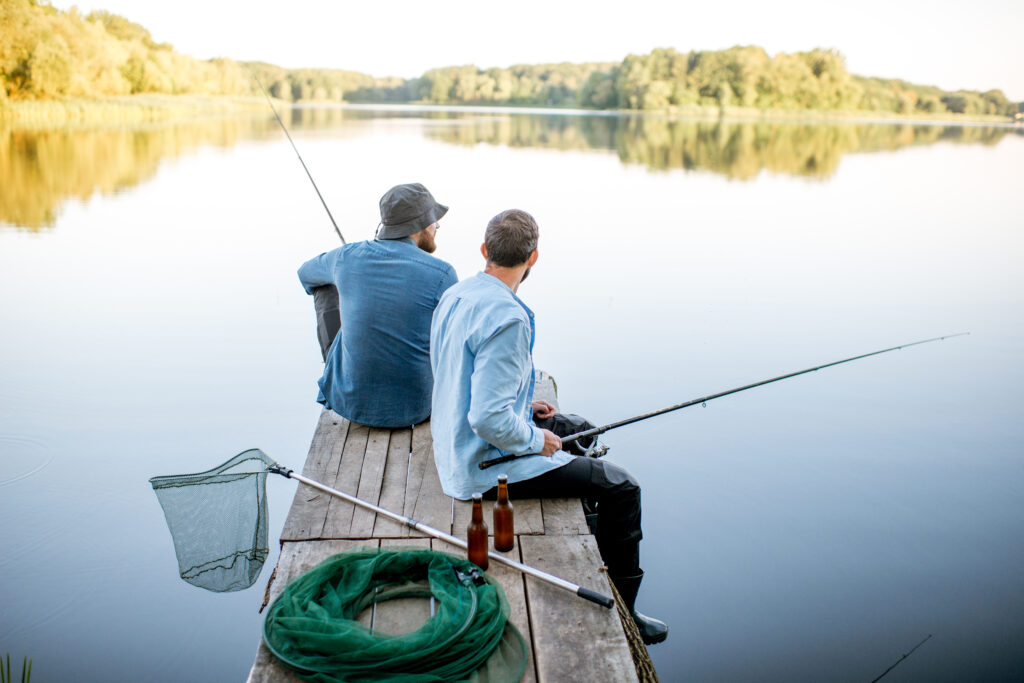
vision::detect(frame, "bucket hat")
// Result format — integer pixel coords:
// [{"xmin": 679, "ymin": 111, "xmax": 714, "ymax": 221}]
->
[{"xmin": 378, "ymin": 183, "xmax": 448, "ymax": 239}]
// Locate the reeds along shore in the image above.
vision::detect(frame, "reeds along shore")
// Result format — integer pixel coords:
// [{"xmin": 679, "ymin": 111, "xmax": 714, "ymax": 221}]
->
[{"xmin": 0, "ymin": 94, "xmax": 275, "ymax": 124}]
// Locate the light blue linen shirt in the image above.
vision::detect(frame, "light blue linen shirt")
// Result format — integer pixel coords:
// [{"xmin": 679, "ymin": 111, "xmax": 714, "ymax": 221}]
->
[
  {"xmin": 298, "ymin": 238, "xmax": 457, "ymax": 428},
  {"xmin": 430, "ymin": 272, "xmax": 573, "ymax": 499}
]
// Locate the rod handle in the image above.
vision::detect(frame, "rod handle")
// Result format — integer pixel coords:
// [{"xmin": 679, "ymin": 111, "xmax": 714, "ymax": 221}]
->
[
  {"xmin": 479, "ymin": 453, "xmax": 521, "ymax": 470},
  {"xmin": 577, "ymin": 587, "xmax": 614, "ymax": 609}
]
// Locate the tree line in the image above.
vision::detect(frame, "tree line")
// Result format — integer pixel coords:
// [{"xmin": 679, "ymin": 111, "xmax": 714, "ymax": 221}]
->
[
  {"xmin": 390, "ymin": 47, "xmax": 1017, "ymax": 118},
  {"xmin": 1, "ymin": 1, "xmax": 1018, "ymax": 119}
]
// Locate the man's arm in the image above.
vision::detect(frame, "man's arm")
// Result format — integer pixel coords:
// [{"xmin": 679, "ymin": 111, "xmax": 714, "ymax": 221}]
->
[
  {"xmin": 297, "ymin": 249, "xmax": 341, "ymax": 295},
  {"xmin": 467, "ymin": 321, "xmax": 549, "ymax": 456}
]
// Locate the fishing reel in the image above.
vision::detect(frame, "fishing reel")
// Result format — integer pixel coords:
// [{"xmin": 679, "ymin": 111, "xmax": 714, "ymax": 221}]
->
[{"xmin": 535, "ymin": 413, "xmax": 610, "ymax": 459}]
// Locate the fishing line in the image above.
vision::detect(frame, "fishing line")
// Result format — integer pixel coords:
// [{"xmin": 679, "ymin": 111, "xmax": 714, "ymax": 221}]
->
[{"xmin": 252, "ymin": 75, "xmax": 345, "ymax": 244}]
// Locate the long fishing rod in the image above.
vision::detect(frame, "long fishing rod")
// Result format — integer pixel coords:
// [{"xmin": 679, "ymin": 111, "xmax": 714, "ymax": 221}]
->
[
  {"xmin": 480, "ymin": 332, "xmax": 969, "ymax": 470},
  {"xmin": 266, "ymin": 464, "xmax": 615, "ymax": 608},
  {"xmin": 870, "ymin": 634, "xmax": 932, "ymax": 682},
  {"xmin": 252, "ymin": 75, "xmax": 345, "ymax": 244}
]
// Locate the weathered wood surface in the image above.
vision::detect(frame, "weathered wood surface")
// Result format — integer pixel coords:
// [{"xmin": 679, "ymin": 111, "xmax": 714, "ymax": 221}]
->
[
  {"xmin": 252, "ymin": 372, "xmax": 643, "ymax": 682},
  {"xmin": 452, "ymin": 496, "xmax": 545, "ymax": 535},
  {"xmin": 372, "ymin": 426, "xmax": 412, "ymax": 537},
  {"xmin": 520, "ymin": 535, "xmax": 637, "ymax": 682}
]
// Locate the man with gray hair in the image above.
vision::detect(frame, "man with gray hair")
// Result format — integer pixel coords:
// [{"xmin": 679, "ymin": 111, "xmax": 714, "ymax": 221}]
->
[
  {"xmin": 298, "ymin": 183, "xmax": 457, "ymax": 428},
  {"xmin": 430, "ymin": 209, "xmax": 668, "ymax": 644}
]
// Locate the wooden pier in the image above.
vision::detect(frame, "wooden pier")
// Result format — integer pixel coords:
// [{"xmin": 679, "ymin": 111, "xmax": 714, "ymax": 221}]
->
[{"xmin": 247, "ymin": 375, "xmax": 653, "ymax": 682}]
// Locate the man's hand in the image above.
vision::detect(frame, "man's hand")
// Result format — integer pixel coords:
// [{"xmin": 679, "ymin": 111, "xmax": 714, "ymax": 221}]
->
[
  {"xmin": 540, "ymin": 428, "xmax": 562, "ymax": 456},
  {"xmin": 532, "ymin": 400, "xmax": 556, "ymax": 420}
]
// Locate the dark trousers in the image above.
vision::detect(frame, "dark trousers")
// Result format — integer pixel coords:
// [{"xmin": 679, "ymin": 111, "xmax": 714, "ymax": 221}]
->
[
  {"xmin": 485, "ymin": 427, "xmax": 643, "ymax": 578},
  {"xmin": 312, "ymin": 285, "xmax": 341, "ymax": 361}
]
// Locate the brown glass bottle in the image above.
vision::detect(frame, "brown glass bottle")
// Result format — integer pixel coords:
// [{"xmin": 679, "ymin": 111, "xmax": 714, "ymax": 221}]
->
[
  {"xmin": 467, "ymin": 493, "xmax": 489, "ymax": 570},
  {"xmin": 493, "ymin": 474, "xmax": 515, "ymax": 552}
]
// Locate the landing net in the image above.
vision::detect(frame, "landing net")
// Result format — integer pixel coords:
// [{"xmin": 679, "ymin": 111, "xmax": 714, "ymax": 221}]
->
[{"xmin": 149, "ymin": 448, "xmax": 275, "ymax": 592}]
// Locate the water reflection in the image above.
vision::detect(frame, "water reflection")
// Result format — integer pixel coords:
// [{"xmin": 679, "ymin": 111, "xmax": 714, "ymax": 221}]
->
[
  {"xmin": 424, "ymin": 114, "xmax": 1017, "ymax": 179},
  {"xmin": 1, "ymin": 106, "xmax": 1017, "ymax": 230},
  {"xmin": 0, "ymin": 116, "xmax": 279, "ymax": 230}
]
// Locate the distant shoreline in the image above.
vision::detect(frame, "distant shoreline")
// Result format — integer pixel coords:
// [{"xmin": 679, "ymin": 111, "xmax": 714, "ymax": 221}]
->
[
  {"xmin": 337, "ymin": 102, "xmax": 1018, "ymax": 127},
  {"xmin": 0, "ymin": 95, "xmax": 274, "ymax": 125},
  {"xmin": 1, "ymin": 95, "xmax": 1016, "ymax": 127}
]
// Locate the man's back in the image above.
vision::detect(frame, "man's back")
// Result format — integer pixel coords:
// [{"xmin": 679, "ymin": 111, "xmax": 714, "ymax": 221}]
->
[
  {"xmin": 430, "ymin": 272, "xmax": 572, "ymax": 498},
  {"xmin": 300, "ymin": 237, "xmax": 457, "ymax": 427}
]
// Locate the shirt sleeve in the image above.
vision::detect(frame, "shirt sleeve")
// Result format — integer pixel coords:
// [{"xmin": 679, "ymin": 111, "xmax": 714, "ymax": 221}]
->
[
  {"xmin": 297, "ymin": 249, "xmax": 341, "ymax": 295},
  {"xmin": 467, "ymin": 320, "xmax": 545, "ymax": 455}
]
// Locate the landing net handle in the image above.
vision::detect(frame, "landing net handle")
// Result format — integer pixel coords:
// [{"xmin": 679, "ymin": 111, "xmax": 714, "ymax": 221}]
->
[{"xmin": 269, "ymin": 465, "xmax": 614, "ymax": 609}]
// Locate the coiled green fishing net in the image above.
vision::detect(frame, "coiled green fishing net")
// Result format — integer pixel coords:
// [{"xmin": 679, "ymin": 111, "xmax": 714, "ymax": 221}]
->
[{"xmin": 263, "ymin": 548, "xmax": 528, "ymax": 683}]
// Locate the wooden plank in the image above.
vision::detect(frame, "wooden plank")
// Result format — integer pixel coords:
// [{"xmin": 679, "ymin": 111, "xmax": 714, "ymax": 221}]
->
[
  {"xmin": 373, "ymin": 427, "xmax": 414, "ymax": 537},
  {"xmin": 247, "ymin": 539, "xmax": 377, "ymax": 683},
  {"xmin": 519, "ymin": 535, "xmax": 638, "ymax": 683},
  {"xmin": 541, "ymin": 497, "xmax": 590, "ymax": 536},
  {"xmin": 279, "ymin": 482, "xmax": 328, "ymax": 541},
  {"xmin": 349, "ymin": 427, "xmax": 391, "ymax": 538},
  {"xmin": 408, "ymin": 421, "xmax": 454, "ymax": 536},
  {"xmin": 452, "ymin": 496, "xmax": 544, "ymax": 536},
  {"xmin": 401, "ymin": 421, "xmax": 431, "ymax": 536},
  {"xmin": 322, "ymin": 422, "xmax": 370, "ymax": 538},
  {"xmin": 302, "ymin": 409, "xmax": 350, "ymax": 476},
  {"xmin": 280, "ymin": 412, "xmax": 349, "ymax": 541}
]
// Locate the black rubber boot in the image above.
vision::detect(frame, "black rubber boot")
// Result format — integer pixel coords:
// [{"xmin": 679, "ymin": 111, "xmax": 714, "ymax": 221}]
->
[{"xmin": 612, "ymin": 571, "xmax": 669, "ymax": 645}]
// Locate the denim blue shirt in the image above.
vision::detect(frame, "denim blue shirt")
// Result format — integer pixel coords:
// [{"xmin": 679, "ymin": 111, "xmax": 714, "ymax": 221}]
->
[
  {"xmin": 430, "ymin": 272, "xmax": 573, "ymax": 499},
  {"xmin": 298, "ymin": 238, "xmax": 457, "ymax": 428}
]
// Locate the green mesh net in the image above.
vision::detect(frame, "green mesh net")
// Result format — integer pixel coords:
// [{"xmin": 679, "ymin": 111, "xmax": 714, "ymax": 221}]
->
[
  {"xmin": 263, "ymin": 548, "xmax": 528, "ymax": 683},
  {"xmin": 149, "ymin": 448, "xmax": 275, "ymax": 592}
]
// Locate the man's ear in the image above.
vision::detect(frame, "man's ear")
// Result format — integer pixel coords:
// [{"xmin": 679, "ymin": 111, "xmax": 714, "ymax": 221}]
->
[
  {"xmin": 527, "ymin": 248, "xmax": 539, "ymax": 267},
  {"xmin": 480, "ymin": 243, "xmax": 488, "ymax": 261}
]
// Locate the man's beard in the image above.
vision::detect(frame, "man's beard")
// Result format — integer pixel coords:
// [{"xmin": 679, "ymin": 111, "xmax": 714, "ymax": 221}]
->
[{"xmin": 417, "ymin": 233, "xmax": 437, "ymax": 254}]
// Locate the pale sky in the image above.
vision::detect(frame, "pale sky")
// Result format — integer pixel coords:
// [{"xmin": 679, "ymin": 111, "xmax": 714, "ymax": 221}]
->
[{"xmin": 52, "ymin": 0, "xmax": 1024, "ymax": 100}]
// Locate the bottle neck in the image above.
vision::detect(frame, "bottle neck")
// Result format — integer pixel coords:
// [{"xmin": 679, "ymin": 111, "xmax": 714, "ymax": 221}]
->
[
  {"xmin": 471, "ymin": 501, "xmax": 484, "ymax": 523},
  {"xmin": 497, "ymin": 482, "xmax": 509, "ymax": 504}
]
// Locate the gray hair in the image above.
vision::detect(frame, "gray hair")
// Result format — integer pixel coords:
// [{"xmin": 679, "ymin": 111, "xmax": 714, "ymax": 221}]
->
[{"xmin": 484, "ymin": 209, "xmax": 539, "ymax": 267}]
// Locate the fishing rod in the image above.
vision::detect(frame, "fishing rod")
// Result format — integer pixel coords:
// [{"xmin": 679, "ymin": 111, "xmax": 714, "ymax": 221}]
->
[
  {"xmin": 870, "ymin": 634, "xmax": 932, "ymax": 682},
  {"xmin": 252, "ymin": 75, "xmax": 345, "ymax": 244},
  {"xmin": 266, "ymin": 464, "xmax": 615, "ymax": 608},
  {"xmin": 480, "ymin": 333, "xmax": 969, "ymax": 470}
]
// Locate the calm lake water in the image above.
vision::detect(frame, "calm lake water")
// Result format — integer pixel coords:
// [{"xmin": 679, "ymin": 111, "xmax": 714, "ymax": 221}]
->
[{"xmin": 1, "ymin": 106, "xmax": 1022, "ymax": 682}]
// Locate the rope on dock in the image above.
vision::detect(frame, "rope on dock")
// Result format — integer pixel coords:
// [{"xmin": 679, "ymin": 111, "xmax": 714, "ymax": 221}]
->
[{"xmin": 605, "ymin": 568, "xmax": 660, "ymax": 683}]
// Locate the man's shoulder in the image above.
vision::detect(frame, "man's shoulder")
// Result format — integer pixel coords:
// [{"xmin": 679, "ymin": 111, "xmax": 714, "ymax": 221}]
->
[
  {"xmin": 375, "ymin": 239, "xmax": 455, "ymax": 276},
  {"xmin": 442, "ymin": 276, "xmax": 528, "ymax": 323},
  {"xmin": 403, "ymin": 246, "xmax": 456, "ymax": 276}
]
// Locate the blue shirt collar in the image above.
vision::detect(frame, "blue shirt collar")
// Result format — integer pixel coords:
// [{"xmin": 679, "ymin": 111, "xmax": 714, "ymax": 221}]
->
[{"xmin": 475, "ymin": 272, "xmax": 534, "ymax": 319}]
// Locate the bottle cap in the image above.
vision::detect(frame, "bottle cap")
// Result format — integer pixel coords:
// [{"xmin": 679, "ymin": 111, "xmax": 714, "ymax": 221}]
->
[
  {"xmin": 471, "ymin": 492, "xmax": 482, "ymax": 502},
  {"xmin": 497, "ymin": 474, "xmax": 508, "ymax": 483}
]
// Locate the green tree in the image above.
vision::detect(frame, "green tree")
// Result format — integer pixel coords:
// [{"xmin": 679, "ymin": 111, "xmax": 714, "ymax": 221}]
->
[{"xmin": 27, "ymin": 35, "xmax": 72, "ymax": 96}]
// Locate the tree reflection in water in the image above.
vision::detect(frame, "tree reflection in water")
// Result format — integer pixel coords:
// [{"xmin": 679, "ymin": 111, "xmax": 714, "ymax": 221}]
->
[{"xmin": 2, "ymin": 106, "xmax": 1016, "ymax": 230}]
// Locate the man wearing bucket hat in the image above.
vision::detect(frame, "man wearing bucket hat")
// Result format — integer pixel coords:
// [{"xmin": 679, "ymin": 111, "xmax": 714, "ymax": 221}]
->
[{"xmin": 298, "ymin": 183, "xmax": 457, "ymax": 428}]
